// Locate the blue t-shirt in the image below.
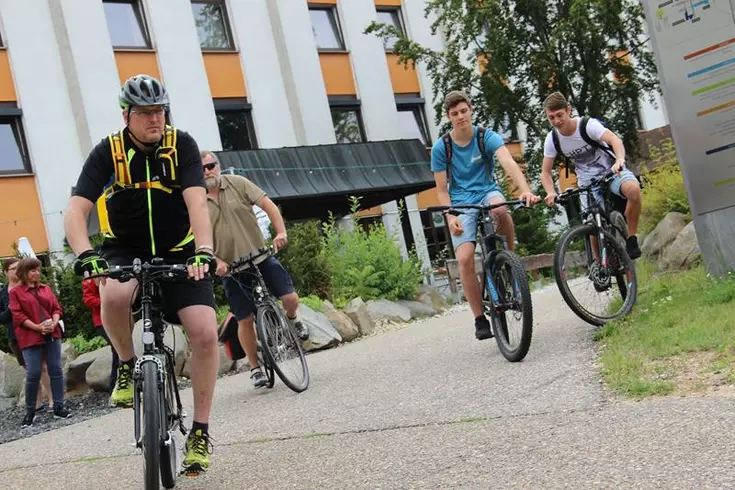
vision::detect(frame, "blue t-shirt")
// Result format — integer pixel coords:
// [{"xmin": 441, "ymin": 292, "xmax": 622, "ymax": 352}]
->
[{"xmin": 430, "ymin": 126, "xmax": 504, "ymax": 205}]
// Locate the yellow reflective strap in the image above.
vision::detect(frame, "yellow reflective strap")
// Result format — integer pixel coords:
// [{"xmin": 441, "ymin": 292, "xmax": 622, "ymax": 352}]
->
[{"xmin": 169, "ymin": 229, "xmax": 194, "ymax": 252}]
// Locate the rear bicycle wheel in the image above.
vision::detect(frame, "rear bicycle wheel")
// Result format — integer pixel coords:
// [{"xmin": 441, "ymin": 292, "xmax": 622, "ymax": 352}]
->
[
  {"xmin": 554, "ymin": 224, "xmax": 637, "ymax": 325},
  {"xmin": 142, "ymin": 361, "xmax": 162, "ymax": 490},
  {"xmin": 488, "ymin": 251, "xmax": 533, "ymax": 362},
  {"xmin": 256, "ymin": 299, "xmax": 310, "ymax": 393}
]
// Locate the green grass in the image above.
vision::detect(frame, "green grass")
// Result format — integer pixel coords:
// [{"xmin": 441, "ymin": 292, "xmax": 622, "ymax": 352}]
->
[{"xmin": 596, "ymin": 261, "xmax": 735, "ymax": 399}]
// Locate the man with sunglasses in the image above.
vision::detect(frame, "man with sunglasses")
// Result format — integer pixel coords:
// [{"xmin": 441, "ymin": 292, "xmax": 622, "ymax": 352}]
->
[
  {"xmin": 200, "ymin": 151, "xmax": 309, "ymax": 389},
  {"xmin": 64, "ymin": 74, "xmax": 218, "ymax": 476}
]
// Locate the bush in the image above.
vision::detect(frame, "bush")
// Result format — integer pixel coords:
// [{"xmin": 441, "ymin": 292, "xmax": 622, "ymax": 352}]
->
[
  {"xmin": 639, "ymin": 138, "xmax": 692, "ymax": 234},
  {"xmin": 300, "ymin": 294, "xmax": 324, "ymax": 312},
  {"xmin": 276, "ymin": 220, "xmax": 332, "ymax": 298},
  {"xmin": 65, "ymin": 333, "xmax": 108, "ymax": 355},
  {"xmin": 322, "ymin": 206, "xmax": 424, "ymax": 304}
]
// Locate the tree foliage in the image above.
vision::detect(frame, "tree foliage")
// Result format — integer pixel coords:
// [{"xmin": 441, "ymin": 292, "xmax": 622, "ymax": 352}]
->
[{"xmin": 365, "ymin": 0, "xmax": 660, "ymax": 173}]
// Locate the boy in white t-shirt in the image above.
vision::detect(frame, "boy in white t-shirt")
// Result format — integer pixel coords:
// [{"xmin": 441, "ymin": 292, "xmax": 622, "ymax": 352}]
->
[{"xmin": 540, "ymin": 92, "xmax": 643, "ymax": 259}]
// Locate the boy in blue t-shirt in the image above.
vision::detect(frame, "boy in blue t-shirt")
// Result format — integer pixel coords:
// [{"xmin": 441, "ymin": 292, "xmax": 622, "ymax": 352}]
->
[{"xmin": 431, "ymin": 90, "xmax": 539, "ymax": 341}]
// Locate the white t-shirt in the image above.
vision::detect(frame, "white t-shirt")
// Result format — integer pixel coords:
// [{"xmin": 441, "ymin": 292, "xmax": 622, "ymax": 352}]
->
[{"xmin": 543, "ymin": 117, "xmax": 614, "ymax": 186}]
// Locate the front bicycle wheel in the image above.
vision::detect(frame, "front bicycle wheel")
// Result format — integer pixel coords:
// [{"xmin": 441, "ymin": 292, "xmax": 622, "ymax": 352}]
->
[
  {"xmin": 256, "ymin": 299, "xmax": 310, "ymax": 393},
  {"xmin": 487, "ymin": 251, "xmax": 533, "ymax": 362},
  {"xmin": 141, "ymin": 361, "xmax": 162, "ymax": 490},
  {"xmin": 159, "ymin": 355, "xmax": 179, "ymax": 489},
  {"xmin": 554, "ymin": 224, "xmax": 637, "ymax": 326}
]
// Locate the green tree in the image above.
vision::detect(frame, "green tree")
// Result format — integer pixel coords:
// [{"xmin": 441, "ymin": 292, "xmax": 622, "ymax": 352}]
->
[{"xmin": 365, "ymin": 0, "xmax": 660, "ymax": 172}]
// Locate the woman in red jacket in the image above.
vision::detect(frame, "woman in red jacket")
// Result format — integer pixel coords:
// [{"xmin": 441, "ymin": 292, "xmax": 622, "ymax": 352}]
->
[
  {"xmin": 82, "ymin": 278, "xmax": 119, "ymax": 392},
  {"xmin": 10, "ymin": 257, "xmax": 72, "ymax": 427}
]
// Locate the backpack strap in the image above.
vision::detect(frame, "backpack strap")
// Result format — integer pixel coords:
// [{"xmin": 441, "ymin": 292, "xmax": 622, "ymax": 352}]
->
[
  {"xmin": 551, "ymin": 128, "xmax": 573, "ymax": 179},
  {"xmin": 442, "ymin": 132, "xmax": 453, "ymax": 187},
  {"xmin": 578, "ymin": 116, "xmax": 617, "ymax": 160},
  {"xmin": 476, "ymin": 126, "xmax": 493, "ymax": 185}
]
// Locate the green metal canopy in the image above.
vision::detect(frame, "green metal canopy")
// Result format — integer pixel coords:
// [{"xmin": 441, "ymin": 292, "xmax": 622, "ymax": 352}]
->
[{"xmin": 214, "ymin": 138, "xmax": 435, "ymax": 221}]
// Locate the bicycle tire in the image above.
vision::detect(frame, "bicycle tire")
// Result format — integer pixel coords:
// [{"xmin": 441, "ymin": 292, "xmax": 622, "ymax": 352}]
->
[
  {"xmin": 142, "ymin": 360, "xmax": 162, "ymax": 490},
  {"xmin": 159, "ymin": 358, "xmax": 178, "ymax": 489},
  {"xmin": 489, "ymin": 251, "xmax": 533, "ymax": 362},
  {"xmin": 256, "ymin": 300, "xmax": 310, "ymax": 393},
  {"xmin": 554, "ymin": 224, "xmax": 637, "ymax": 326}
]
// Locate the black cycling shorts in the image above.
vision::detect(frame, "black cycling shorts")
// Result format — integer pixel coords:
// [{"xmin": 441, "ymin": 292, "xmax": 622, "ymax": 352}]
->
[{"xmin": 100, "ymin": 239, "xmax": 216, "ymax": 324}]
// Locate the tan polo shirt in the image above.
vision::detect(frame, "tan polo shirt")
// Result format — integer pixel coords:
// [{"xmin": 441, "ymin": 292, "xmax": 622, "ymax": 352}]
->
[{"xmin": 207, "ymin": 174, "xmax": 267, "ymax": 265}]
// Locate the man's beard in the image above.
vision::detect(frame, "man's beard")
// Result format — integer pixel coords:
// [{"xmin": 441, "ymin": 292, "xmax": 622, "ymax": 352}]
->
[{"xmin": 205, "ymin": 176, "xmax": 219, "ymax": 189}]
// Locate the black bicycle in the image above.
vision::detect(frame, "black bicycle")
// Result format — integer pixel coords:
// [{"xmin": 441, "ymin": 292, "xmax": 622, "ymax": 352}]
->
[
  {"xmin": 428, "ymin": 201, "xmax": 533, "ymax": 362},
  {"xmin": 91, "ymin": 258, "xmax": 192, "ymax": 489},
  {"xmin": 227, "ymin": 246, "xmax": 310, "ymax": 393},
  {"xmin": 553, "ymin": 171, "xmax": 637, "ymax": 326}
]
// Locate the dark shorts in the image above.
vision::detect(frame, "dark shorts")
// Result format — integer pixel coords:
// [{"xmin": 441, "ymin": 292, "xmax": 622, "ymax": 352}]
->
[
  {"xmin": 100, "ymin": 240, "xmax": 216, "ymax": 324},
  {"xmin": 222, "ymin": 256, "xmax": 295, "ymax": 320}
]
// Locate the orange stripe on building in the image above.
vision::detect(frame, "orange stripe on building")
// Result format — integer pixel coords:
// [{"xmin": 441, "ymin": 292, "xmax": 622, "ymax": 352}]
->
[
  {"xmin": 203, "ymin": 52, "xmax": 247, "ymax": 98},
  {"xmin": 319, "ymin": 53, "xmax": 357, "ymax": 95},
  {"xmin": 375, "ymin": 0, "xmax": 402, "ymax": 6},
  {"xmin": 0, "ymin": 50, "xmax": 17, "ymax": 102},
  {"xmin": 0, "ymin": 176, "xmax": 49, "ymax": 256},
  {"xmin": 114, "ymin": 51, "xmax": 161, "ymax": 84},
  {"xmin": 386, "ymin": 53, "xmax": 420, "ymax": 94}
]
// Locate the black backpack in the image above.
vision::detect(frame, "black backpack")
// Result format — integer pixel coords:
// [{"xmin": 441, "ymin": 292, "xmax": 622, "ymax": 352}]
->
[
  {"xmin": 442, "ymin": 126, "xmax": 492, "ymax": 187},
  {"xmin": 551, "ymin": 116, "xmax": 616, "ymax": 178}
]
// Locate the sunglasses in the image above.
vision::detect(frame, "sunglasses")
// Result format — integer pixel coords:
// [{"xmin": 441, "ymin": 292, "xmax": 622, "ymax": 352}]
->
[{"xmin": 202, "ymin": 162, "xmax": 217, "ymax": 171}]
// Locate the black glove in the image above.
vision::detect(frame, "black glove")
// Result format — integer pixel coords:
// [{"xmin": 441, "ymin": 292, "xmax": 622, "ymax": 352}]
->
[
  {"xmin": 186, "ymin": 251, "xmax": 215, "ymax": 270},
  {"xmin": 73, "ymin": 250, "xmax": 109, "ymax": 277}
]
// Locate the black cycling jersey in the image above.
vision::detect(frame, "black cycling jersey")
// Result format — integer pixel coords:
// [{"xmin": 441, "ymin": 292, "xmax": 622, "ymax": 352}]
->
[{"xmin": 73, "ymin": 126, "xmax": 205, "ymax": 256}]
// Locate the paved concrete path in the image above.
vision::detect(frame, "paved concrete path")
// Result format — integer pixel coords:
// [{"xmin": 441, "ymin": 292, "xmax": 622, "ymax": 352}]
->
[{"xmin": 2, "ymin": 285, "xmax": 734, "ymax": 489}]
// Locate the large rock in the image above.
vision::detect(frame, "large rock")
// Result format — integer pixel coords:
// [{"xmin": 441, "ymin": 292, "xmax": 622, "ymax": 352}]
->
[
  {"xmin": 415, "ymin": 285, "xmax": 448, "ymax": 311},
  {"xmin": 365, "ymin": 299, "xmax": 412, "ymax": 323},
  {"xmin": 60, "ymin": 342, "xmax": 78, "ymax": 368},
  {"xmin": 0, "ymin": 352, "xmax": 25, "ymax": 398},
  {"xmin": 642, "ymin": 212, "xmax": 689, "ymax": 260},
  {"xmin": 396, "ymin": 300, "xmax": 437, "ymax": 318},
  {"xmin": 85, "ymin": 347, "xmax": 114, "ymax": 392},
  {"xmin": 298, "ymin": 304, "xmax": 342, "ymax": 352},
  {"xmin": 66, "ymin": 350, "xmax": 100, "ymax": 389},
  {"xmin": 322, "ymin": 300, "xmax": 359, "ymax": 342},
  {"xmin": 132, "ymin": 321, "xmax": 189, "ymax": 377},
  {"xmin": 661, "ymin": 221, "xmax": 701, "ymax": 270},
  {"xmin": 344, "ymin": 298, "xmax": 375, "ymax": 336}
]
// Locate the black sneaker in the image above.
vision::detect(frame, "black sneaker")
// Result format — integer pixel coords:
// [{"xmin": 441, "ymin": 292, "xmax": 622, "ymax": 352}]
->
[
  {"xmin": 21, "ymin": 410, "xmax": 35, "ymax": 428},
  {"xmin": 626, "ymin": 236, "xmax": 641, "ymax": 260},
  {"xmin": 250, "ymin": 368, "xmax": 268, "ymax": 388},
  {"xmin": 53, "ymin": 406, "xmax": 72, "ymax": 419},
  {"xmin": 290, "ymin": 319, "xmax": 309, "ymax": 341},
  {"xmin": 474, "ymin": 315, "xmax": 493, "ymax": 340}
]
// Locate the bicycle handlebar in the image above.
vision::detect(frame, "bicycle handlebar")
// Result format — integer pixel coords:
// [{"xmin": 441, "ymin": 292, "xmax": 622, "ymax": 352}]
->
[
  {"xmin": 87, "ymin": 257, "xmax": 192, "ymax": 282},
  {"xmin": 228, "ymin": 246, "xmax": 275, "ymax": 273},
  {"xmin": 554, "ymin": 170, "xmax": 616, "ymax": 204},
  {"xmin": 427, "ymin": 200, "xmax": 527, "ymax": 216}
]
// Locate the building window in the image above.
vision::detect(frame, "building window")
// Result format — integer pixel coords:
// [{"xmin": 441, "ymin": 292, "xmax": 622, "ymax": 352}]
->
[
  {"xmin": 191, "ymin": 0, "xmax": 234, "ymax": 50},
  {"xmin": 375, "ymin": 8, "xmax": 405, "ymax": 51},
  {"xmin": 0, "ymin": 111, "xmax": 30, "ymax": 175},
  {"xmin": 103, "ymin": 0, "xmax": 151, "ymax": 49},
  {"xmin": 309, "ymin": 6, "xmax": 345, "ymax": 51},
  {"xmin": 396, "ymin": 96, "xmax": 430, "ymax": 145},
  {"xmin": 330, "ymin": 98, "xmax": 366, "ymax": 143},
  {"xmin": 214, "ymin": 99, "xmax": 257, "ymax": 151}
]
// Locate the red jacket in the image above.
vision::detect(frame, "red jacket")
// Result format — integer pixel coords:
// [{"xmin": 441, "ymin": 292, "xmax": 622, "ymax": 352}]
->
[
  {"xmin": 10, "ymin": 283, "xmax": 63, "ymax": 350},
  {"xmin": 82, "ymin": 279, "xmax": 102, "ymax": 327}
]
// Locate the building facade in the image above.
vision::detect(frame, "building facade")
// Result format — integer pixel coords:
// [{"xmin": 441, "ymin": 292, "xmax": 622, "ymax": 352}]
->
[{"xmin": 0, "ymin": 0, "xmax": 667, "ymax": 264}]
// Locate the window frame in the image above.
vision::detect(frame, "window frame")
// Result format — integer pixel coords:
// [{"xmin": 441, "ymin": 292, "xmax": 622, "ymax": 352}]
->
[
  {"xmin": 0, "ymin": 106, "xmax": 32, "ymax": 176},
  {"xmin": 375, "ymin": 7, "xmax": 406, "ymax": 53},
  {"xmin": 329, "ymin": 97, "xmax": 367, "ymax": 143},
  {"xmin": 103, "ymin": 0, "xmax": 152, "ymax": 50},
  {"xmin": 190, "ymin": 0, "xmax": 236, "ymax": 52},
  {"xmin": 213, "ymin": 98, "xmax": 258, "ymax": 151},
  {"xmin": 395, "ymin": 95, "xmax": 430, "ymax": 145},
  {"xmin": 308, "ymin": 4, "xmax": 346, "ymax": 52}
]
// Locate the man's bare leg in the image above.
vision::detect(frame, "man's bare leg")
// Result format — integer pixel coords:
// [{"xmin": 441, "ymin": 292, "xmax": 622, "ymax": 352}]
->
[{"xmin": 178, "ymin": 304, "xmax": 219, "ymax": 424}]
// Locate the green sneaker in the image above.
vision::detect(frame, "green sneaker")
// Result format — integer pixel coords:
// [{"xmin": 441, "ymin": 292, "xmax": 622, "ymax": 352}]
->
[
  {"xmin": 109, "ymin": 362, "xmax": 134, "ymax": 407},
  {"xmin": 182, "ymin": 429, "xmax": 212, "ymax": 476}
]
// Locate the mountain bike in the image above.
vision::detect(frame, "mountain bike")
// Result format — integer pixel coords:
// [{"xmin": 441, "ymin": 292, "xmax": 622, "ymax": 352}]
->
[
  {"xmin": 91, "ymin": 258, "xmax": 194, "ymax": 489},
  {"xmin": 553, "ymin": 170, "xmax": 637, "ymax": 326},
  {"xmin": 227, "ymin": 246, "xmax": 310, "ymax": 393},
  {"xmin": 428, "ymin": 200, "xmax": 533, "ymax": 362}
]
